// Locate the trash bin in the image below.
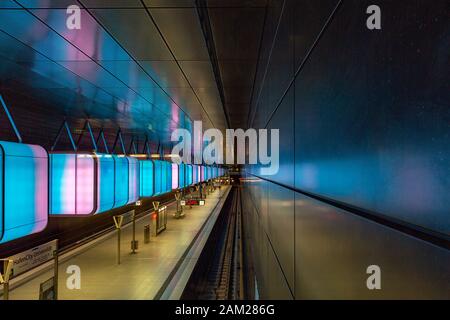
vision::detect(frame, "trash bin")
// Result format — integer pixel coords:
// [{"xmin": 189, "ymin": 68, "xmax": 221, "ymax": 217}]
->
[
  {"xmin": 144, "ymin": 225, "xmax": 150, "ymax": 243},
  {"xmin": 131, "ymin": 240, "xmax": 139, "ymax": 251}
]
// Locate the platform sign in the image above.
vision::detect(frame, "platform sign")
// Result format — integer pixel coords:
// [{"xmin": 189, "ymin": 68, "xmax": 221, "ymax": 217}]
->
[
  {"xmin": 6, "ymin": 240, "xmax": 57, "ymax": 278},
  {"xmin": 39, "ymin": 277, "xmax": 56, "ymax": 300},
  {"xmin": 181, "ymin": 199, "xmax": 205, "ymax": 206},
  {"xmin": 120, "ymin": 210, "xmax": 135, "ymax": 225},
  {"xmin": 113, "ymin": 215, "xmax": 124, "ymax": 229}
]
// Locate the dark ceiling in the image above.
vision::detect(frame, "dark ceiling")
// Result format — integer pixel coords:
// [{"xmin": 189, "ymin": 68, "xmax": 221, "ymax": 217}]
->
[{"xmin": 207, "ymin": 0, "xmax": 267, "ymax": 129}]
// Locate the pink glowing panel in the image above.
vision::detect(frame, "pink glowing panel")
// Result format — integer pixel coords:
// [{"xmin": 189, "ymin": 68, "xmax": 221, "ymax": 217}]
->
[
  {"xmin": 172, "ymin": 163, "xmax": 179, "ymax": 189},
  {"xmin": 50, "ymin": 153, "xmax": 76, "ymax": 214},
  {"xmin": 76, "ymin": 155, "xmax": 95, "ymax": 214},
  {"xmin": 50, "ymin": 153, "xmax": 95, "ymax": 216}
]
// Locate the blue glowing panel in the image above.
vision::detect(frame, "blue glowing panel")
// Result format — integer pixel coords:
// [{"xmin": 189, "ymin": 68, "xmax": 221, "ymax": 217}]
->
[
  {"xmin": 179, "ymin": 163, "xmax": 186, "ymax": 188},
  {"xmin": 165, "ymin": 161, "xmax": 172, "ymax": 193},
  {"xmin": 200, "ymin": 165, "xmax": 205, "ymax": 182},
  {"xmin": 187, "ymin": 165, "xmax": 193, "ymax": 186},
  {"xmin": 50, "ymin": 153, "xmax": 75, "ymax": 215},
  {"xmin": 140, "ymin": 160, "xmax": 154, "ymax": 197},
  {"xmin": 114, "ymin": 156, "xmax": 129, "ymax": 208},
  {"xmin": 0, "ymin": 141, "xmax": 48, "ymax": 244},
  {"xmin": 154, "ymin": 160, "xmax": 162, "ymax": 195},
  {"xmin": 50, "ymin": 153, "xmax": 95, "ymax": 215},
  {"xmin": 97, "ymin": 154, "xmax": 115, "ymax": 213},
  {"xmin": 128, "ymin": 157, "xmax": 139, "ymax": 204},
  {"xmin": 0, "ymin": 146, "xmax": 2, "ymax": 239},
  {"xmin": 161, "ymin": 161, "xmax": 167, "ymax": 194}
]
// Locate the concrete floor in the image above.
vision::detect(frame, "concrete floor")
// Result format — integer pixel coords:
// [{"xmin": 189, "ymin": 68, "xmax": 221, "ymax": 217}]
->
[{"xmin": 6, "ymin": 186, "xmax": 230, "ymax": 300}]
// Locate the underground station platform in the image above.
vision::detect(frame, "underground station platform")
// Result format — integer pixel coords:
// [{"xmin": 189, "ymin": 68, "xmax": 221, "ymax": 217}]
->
[
  {"xmin": 0, "ymin": 0, "xmax": 448, "ymax": 315},
  {"xmin": 5, "ymin": 186, "xmax": 231, "ymax": 300}
]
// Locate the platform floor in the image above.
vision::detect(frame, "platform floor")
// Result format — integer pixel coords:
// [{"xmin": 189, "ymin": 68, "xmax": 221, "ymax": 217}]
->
[{"xmin": 7, "ymin": 186, "xmax": 230, "ymax": 300}]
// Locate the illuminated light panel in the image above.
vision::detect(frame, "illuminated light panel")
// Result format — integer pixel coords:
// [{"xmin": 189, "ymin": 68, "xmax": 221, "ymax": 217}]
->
[
  {"xmin": 200, "ymin": 165, "xmax": 205, "ymax": 182},
  {"xmin": 128, "ymin": 157, "xmax": 139, "ymax": 204},
  {"xmin": 97, "ymin": 154, "xmax": 115, "ymax": 213},
  {"xmin": 154, "ymin": 160, "xmax": 163, "ymax": 195},
  {"xmin": 161, "ymin": 161, "xmax": 168, "ymax": 193},
  {"xmin": 187, "ymin": 164, "xmax": 193, "ymax": 186},
  {"xmin": 140, "ymin": 160, "xmax": 154, "ymax": 197},
  {"xmin": 50, "ymin": 153, "xmax": 95, "ymax": 215},
  {"xmin": 113, "ymin": 155, "xmax": 129, "ymax": 208},
  {"xmin": 179, "ymin": 163, "xmax": 186, "ymax": 188},
  {"xmin": 165, "ymin": 161, "xmax": 172, "ymax": 193},
  {"xmin": 192, "ymin": 165, "xmax": 198, "ymax": 184},
  {"xmin": 0, "ymin": 141, "xmax": 48, "ymax": 244}
]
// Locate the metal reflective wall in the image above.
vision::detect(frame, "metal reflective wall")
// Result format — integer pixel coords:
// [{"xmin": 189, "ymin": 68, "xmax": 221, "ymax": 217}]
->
[{"xmin": 243, "ymin": 0, "xmax": 450, "ymax": 299}]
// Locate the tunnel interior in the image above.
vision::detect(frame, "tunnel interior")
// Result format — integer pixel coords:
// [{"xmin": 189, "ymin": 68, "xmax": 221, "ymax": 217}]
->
[{"xmin": 0, "ymin": 0, "xmax": 449, "ymax": 300}]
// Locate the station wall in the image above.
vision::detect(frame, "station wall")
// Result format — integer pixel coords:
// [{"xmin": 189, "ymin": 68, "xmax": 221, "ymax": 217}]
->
[{"xmin": 243, "ymin": 0, "xmax": 450, "ymax": 299}]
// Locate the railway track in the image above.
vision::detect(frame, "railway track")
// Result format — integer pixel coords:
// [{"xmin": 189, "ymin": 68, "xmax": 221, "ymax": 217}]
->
[{"xmin": 182, "ymin": 186, "xmax": 245, "ymax": 300}]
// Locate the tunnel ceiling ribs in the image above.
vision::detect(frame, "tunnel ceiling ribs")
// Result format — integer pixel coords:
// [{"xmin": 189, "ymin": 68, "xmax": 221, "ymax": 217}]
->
[{"xmin": 0, "ymin": 0, "xmax": 228, "ymax": 148}]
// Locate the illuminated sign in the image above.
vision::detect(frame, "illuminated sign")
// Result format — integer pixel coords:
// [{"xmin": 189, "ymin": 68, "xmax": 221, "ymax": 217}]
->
[{"xmin": 181, "ymin": 199, "xmax": 205, "ymax": 206}]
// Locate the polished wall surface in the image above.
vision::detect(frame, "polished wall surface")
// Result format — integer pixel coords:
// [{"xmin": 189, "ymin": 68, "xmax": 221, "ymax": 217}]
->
[
  {"xmin": 243, "ymin": 0, "xmax": 450, "ymax": 299},
  {"xmin": 0, "ymin": 141, "xmax": 48, "ymax": 244}
]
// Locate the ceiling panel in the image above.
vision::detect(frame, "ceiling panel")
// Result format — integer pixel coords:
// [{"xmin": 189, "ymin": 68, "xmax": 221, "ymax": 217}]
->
[
  {"xmin": 80, "ymin": 0, "xmax": 143, "ymax": 8},
  {"xmin": 143, "ymin": 0, "xmax": 195, "ymax": 8},
  {"xmin": 207, "ymin": 2, "xmax": 266, "ymax": 128},
  {"xmin": 179, "ymin": 61, "xmax": 217, "ymax": 88},
  {"xmin": 149, "ymin": 8, "xmax": 209, "ymax": 61},
  {"xmin": 194, "ymin": 86, "xmax": 224, "ymax": 118},
  {"xmin": 0, "ymin": 9, "xmax": 90, "ymax": 61},
  {"xmin": 206, "ymin": 0, "xmax": 267, "ymax": 7},
  {"xmin": 0, "ymin": 0, "xmax": 20, "ymax": 9},
  {"xmin": 0, "ymin": 0, "xmax": 232, "ymax": 147},
  {"xmin": 223, "ymin": 86, "xmax": 252, "ymax": 104},
  {"xmin": 101, "ymin": 60, "xmax": 159, "ymax": 88},
  {"xmin": 28, "ymin": 8, "xmax": 132, "ymax": 61},
  {"xmin": 87, "ymin": 8, "xmax": 172, "ymax": 60},
  {"xmin": 139, "ymin": 60, "xmax": 189, "ymax": 88}
]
